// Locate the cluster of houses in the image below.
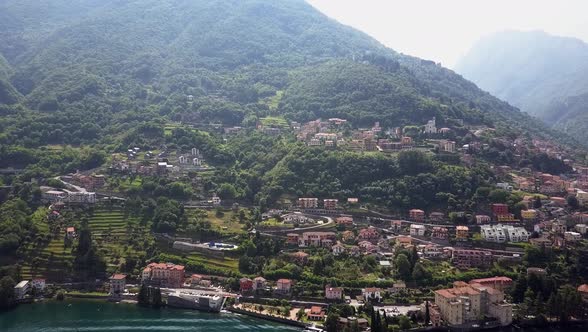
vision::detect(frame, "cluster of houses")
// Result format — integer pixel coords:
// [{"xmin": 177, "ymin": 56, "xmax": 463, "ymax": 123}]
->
[
  {"xmin": 295, "ymin": 118, "xmax": 410, "ymax": 152},
  {"xmin": 111, "ymin": 146, "xmax": 209, "ymax": 177},
  {"xmin": 62, "ymin": 172, "xmax": 106, "ymax": 191},
  {"xmin": 236, "ymin": 274, "xmax": 514, "ymax": 329},
  {"xmin": 293, "ymin": 117, "xmax": 458, "ymax": 154}
]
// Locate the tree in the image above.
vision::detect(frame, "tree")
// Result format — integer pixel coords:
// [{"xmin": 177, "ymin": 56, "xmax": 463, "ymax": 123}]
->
[
  {"xmin": 533, "ymin": 196, "xmax": 542, "ymax": 209},
  {"xmin": 411, "ymin": 263, "xmax": 428, "ymax": 284},
  {"xmin": 398, "ymin": 315, "xmax": 411, "ymax": 330},
  {"xmin": 395, "ymin": 254, "xmax": 411, "ymax": 281},
  {"xmin": 511, "ymin": 273, "xmax": 528, "ymax": 303},
  {"xmin": 0, "ymin": 276, "xmax": 16, "ymax": 309},
  {"xmin": 325, "ymin": 313, "xmax": 340, "ymax": 332},
  {"xmin": 567, "ymin": 195, "xmax": 579, "ymax": 209},
  {"xmin": 217, "ymin": 183, "xmax": 237, "ymax": 200},
  {"xmin": 138, "ymin": 284, "xmax": 149, "ymax": 306},
  {"xmin": 296, "ymin": 308, "xmax": 305, "ymax": 321},
  {"xmin": 424, "ymin": 301, "xmax": 430, "ymax": 325},
  {"xmin": 397, "ymin": 150, "xmax": 432, "ymax": 175},
  {"xmin": 151, "ymin": 287, "xmax": 163, "ymax": 309}
]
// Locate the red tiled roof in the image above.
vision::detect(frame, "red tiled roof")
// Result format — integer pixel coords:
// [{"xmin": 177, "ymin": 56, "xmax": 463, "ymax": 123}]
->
[
  {"xmin": 578, "ymin": 284, "xmax": 588, "ymax": 293},
  {"xmin": 310, "ymin": 306, "xmax": 323, "ymax": 314},
  {"xmin": 111, "ymin": 274, "xmax": 126, "ymax": 280},
  {"xmin": 470, "ymin": 276, "xmax": 512, "ymax": 284}
]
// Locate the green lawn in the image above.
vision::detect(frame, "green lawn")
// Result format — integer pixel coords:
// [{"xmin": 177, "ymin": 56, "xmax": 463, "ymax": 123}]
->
[
  {"xmin": 185, "ymin": 207, "xmax": 247, "ymax": 235},
  {"xmin": 260, "ymin": 116, "xmax": 288, "ymax": 128}
]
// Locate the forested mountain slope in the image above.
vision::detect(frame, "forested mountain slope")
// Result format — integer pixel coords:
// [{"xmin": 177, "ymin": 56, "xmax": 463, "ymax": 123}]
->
[
  {"xmin": 456, "ymin": 30, "xmax": 588, "ymax": 142},
  {"xmin": 0, "ymin": 0, "xmax": 576, "ymax": 147}
]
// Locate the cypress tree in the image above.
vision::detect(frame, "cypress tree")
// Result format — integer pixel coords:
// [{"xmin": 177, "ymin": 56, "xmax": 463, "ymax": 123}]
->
[
  {"xmin": 425, "ymin": 300, "xmax": 430, "ymax": 325},
  {"xmin": 138, "ymin": 284, "xmax": 149, "ymax": 306},
  {"xmin": 152, "ymin": 287, "xmax": 163, "ymax": 309}
]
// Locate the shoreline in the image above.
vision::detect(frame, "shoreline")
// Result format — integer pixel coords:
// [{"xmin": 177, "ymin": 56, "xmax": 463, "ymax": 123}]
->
[{"xmin": 227, "ymin": 306, "xmax": 308, "ymax": 329}]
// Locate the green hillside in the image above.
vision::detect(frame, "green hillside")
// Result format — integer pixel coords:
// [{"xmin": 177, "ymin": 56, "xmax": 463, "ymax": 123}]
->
[{"xmin": 0, "ymin": 0, "xmax": 573, "ymax": 148}]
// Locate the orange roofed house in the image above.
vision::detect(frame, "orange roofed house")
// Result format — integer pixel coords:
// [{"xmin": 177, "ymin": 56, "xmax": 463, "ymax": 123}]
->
[
  {"xmin": 109, "ymin": 274, "xmax": 126, "ymax": 299},
  {"xmin": 308, "ymin": 306, "xmax": 326, "ymax": 321},
  {"xmin": 142, "ymin": 263, "xmax": 185, "ymax": 288}
]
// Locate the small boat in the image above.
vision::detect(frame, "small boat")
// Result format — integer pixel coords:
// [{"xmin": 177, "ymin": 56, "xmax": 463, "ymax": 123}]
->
[{"xmin": 303, "ymin": 325, "xmax": 324, "ymax": 332}]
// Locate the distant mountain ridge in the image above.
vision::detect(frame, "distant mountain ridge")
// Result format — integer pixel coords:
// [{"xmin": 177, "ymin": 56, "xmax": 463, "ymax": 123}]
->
[{"xmin": 456, "ymin": 30, "xmax": 588, "ymax": 143}]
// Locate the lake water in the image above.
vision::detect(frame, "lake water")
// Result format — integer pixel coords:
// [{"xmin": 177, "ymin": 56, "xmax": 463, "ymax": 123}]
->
[{"xmin": 0, "ymin": 300, "xmax": 302, "ymax": 332}]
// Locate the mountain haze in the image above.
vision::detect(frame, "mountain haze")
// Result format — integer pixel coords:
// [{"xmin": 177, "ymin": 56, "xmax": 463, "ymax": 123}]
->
[
  {"xmin": 0, "ymin": 0, "xmax": 575, "ymax": 146},
  {"xmin": 456, "ymin": 30, "xmax": 588, "ymax": 142}
]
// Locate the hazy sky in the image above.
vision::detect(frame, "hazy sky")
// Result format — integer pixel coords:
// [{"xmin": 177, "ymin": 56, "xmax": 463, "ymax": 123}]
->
[{"xmin": 307, "ymin": 0, "xmax": 588, "ymax": 68}]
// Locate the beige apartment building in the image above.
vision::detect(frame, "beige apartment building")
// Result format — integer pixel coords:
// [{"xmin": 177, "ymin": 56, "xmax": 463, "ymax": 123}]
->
[{"xmin": 434, "ymin": 281, "xmax": 512, "ymax": 327}]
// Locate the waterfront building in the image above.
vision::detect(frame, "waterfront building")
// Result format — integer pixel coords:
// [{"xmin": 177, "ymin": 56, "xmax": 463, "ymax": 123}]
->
[
  {"xmin": 240, "ymin": 278, "xmax": 253, "ymax": 293},
  {"xmin": 142, "ymin": 263, "xmax": 185, "ymax": 288},
  {"xmin": 307, "ymin": 306, "xmax": 326, "ymax": 321},
  {"xmin": 109, "ymin": 274, "xmax": 126, "ymax": 299},
  {"xmin": 14, "ymin": 280, "xmax": 29, "ymax": 300}
]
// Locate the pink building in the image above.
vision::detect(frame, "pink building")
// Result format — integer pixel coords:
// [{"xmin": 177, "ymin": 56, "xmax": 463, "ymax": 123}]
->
[
  {"xmin": 325, "ymin": 285, "xmax": 344, "ymax": 300},
  {"xmin": 409, "ymin": 209, "xmax": 425, "ymax": 222},
  {"xmin": 141, "ymin": 263, "xmax": 185, "ymax": 288}
]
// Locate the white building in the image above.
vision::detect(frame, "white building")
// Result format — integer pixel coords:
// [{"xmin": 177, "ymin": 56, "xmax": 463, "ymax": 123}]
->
[
  {"xmin": 565, "ymin": 231, "xmax": 582, "ymax": 242},
  {"xmin": 64, "ymin": 191, "xmax": 97, "ymax": 204},
  {"xmin": 424, "ymin": 117, "xmax": 437, "ymax": 134},
  {"xmin": 410, "ymin": 224, "xmax": 426, "ymax": 237},
  {"xmin": 480, "ymin": 224, "xmax": 529, "ymax": 243},
  {"xmin": 14, "ymin": 280, "xmax": 29, "ymax": 300},
  {"xmin": 32, "ymin": 278, "xmax": 46, "ymax": 292},
  {"xmin": 577, "ymin": 190, "xmax": 588, "ymax": 206},
  {"xmin": 362, "ymin": 287, "xmax": 383, "ymax": 302},
  {"xmin": 496, "ymin": 183, "xmax": 513, "ymax": 191},
  {"xmin": 575, "ymin": 224, "xmax": 587, "ymax": 235}
]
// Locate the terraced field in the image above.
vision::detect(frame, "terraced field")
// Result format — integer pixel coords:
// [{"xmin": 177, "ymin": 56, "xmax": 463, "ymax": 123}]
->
[
  {"xmin": 20, "ymin": 206, "xmax": 152, "ymax": 281},
  {"xmin": 20, "ymin": 237, "xmax": 74, "ymax": 280},
  {"xmin": 88, "ymin": 207, "xmax": 152, "ymax": 271}
]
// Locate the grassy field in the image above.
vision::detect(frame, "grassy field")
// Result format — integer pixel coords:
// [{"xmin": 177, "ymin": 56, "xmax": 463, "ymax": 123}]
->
[
  {"xmin": 186, "ymin": 253, "xmax": 239, "ymax": 273},
  {"xmin": 260, "ymin": 116, "xmax": 288, "ymax": 128},
  {"xmin": 185, "ymin": 207, "xmax": 247, "ymax": 235},
  {"xmin": 156, "ymin": 239, "xmax": 240, "ymax": 275},
  {"xmin": 263, "ymin": 90, "xmax": 283, "ymax": 111}
]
